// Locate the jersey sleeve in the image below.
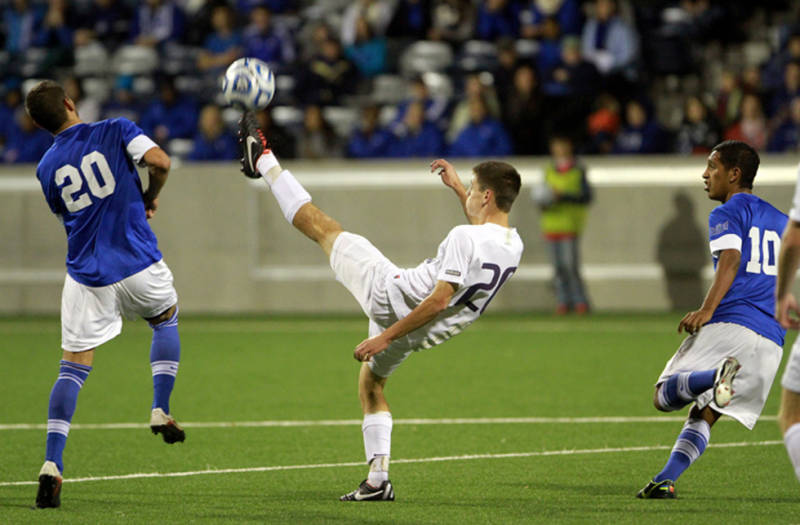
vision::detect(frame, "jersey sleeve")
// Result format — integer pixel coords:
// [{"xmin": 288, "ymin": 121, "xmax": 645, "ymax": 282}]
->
[
  {"xmin": 117, "ymin": 118, "xmax": 158, "ymax": 165},
  {"xmin": 436, "ymin": 227, "xmax": 473, "ymax": 286},
  {"xmin": 708, "ymin": 205, "xmax": 743, "ymax": 257},
  {"xmin": 790, "ymin": 162, "xmax": 800, "ymax": 223}
]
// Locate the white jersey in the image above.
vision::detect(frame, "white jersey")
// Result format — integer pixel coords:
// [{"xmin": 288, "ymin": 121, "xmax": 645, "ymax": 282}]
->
[{"xmin": 386, "ymin": 223, "xmax": 524, "ymax": 350}]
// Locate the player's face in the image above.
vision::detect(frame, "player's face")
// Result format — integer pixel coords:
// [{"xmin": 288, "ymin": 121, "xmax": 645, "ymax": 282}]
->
[
  {"xmin": 703, "ymin": 151, "xmax": 732, "ymax": 202},
  {"xmin": 465, "ymin": 174, "xmax": 486, "ymax": 218}
]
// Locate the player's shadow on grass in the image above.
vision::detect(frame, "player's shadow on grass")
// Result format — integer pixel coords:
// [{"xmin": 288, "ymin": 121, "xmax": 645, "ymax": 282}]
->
[{"xmin": 656, "ymin": 191, "xmax": 706, "ymax": 311}]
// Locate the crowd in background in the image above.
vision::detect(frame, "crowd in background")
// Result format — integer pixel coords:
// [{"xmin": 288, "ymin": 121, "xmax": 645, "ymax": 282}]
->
[{"xmin": 1, "ymin": 0, "xmax": 800, "ymax": 163}]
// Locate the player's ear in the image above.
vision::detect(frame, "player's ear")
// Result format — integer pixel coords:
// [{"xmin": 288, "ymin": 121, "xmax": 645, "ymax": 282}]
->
[
  {"xmin": 729, "ymin": 166, "xmax": 742, "ymax": 186},
  {"xmin": 63, "ymin": 97, "xmax": 75, "ymax": 113}
]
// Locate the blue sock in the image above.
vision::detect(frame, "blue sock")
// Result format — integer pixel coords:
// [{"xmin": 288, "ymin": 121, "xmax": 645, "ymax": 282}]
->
[
  {"xmin": 656, "ymin": 369, "xmax": 717, "ymax": 411},
  {"xmin": 45, "ymin": 360, "xmax": 92, "ymax": 474},
  {"xmin": 150, "ymin": 308, "xmax": 180, "ymax": 414},
  {"xmin": 654, "ymin": 418, "xmax": 710, "ymax": 482}
]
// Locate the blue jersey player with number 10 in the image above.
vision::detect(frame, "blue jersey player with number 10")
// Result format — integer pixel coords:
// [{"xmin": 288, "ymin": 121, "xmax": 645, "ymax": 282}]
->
[
  {"xmin": 637, "ymin": 140, "xmax": 787, "ymax": 499},
  {"xmin": 25, "ymin": 80, "xmax": 185, "ymax": 509}
]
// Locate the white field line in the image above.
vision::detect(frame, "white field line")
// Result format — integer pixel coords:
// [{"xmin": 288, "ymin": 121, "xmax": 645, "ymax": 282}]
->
[
  {"xmin": 0, "ymin": 415, "xmax": 777, "ymax": 431},
  {"xmin": 0, "ymin": 440, "xmax": 782, "ymax": 487}
]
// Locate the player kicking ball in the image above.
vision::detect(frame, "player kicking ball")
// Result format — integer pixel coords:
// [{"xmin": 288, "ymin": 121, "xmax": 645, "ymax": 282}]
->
[
  {"xmin": 239, "ymin": 112, "xmax": 524, "ymax": 501},
  {"xmin": 637, "ymin": 140, "xmax": 787, "ymax": 499},
  {"xmin": 25, "ymin": 81, "xmax": 185, "ymax": 509}
]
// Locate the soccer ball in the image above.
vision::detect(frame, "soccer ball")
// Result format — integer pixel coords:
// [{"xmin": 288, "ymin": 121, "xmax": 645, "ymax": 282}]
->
[{"xmin": 221, "ymin": 57, "xmax": 275, "ymax": 110}]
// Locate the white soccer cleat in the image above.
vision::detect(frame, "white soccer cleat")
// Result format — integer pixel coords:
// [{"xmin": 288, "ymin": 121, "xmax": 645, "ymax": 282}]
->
[
  {"xmin": 713, "ymin": 357, "xmax": 741, "ymax": 408},
  {"xmin": 150, "ymin": 408, "xmax": 185, "ymax": 444}
]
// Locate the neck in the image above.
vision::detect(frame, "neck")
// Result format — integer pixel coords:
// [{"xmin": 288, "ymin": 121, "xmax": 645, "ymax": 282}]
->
[
  {"xmin": 722, "ymin": 187, "xmax": 751, "ymax": 203},
  {"xmin": 478, "ymin": 210, "xmax": 510, "ymax": 228},
  {"xmin": 54, "ymin": 117, "xmax": 82, "ymax": 135}
]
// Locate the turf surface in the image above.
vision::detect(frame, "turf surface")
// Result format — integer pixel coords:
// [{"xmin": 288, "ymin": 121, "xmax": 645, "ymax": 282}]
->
[{"xmin": 1, "ymin": 314, "xmax": 799, "ymax": 523}]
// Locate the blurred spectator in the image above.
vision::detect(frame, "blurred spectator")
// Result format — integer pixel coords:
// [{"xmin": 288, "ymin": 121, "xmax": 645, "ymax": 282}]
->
[
  {"xmin": 613, "ymin": 99, "xmax": 666, "ymax": 154},
  {"xmin": 768, "ymin": 96, "xmax": 800, "ymax": 153},
  {"xmin": 581, "ymin": 0, "xmax": 639, "ymax": 82},
  {"xmin": 197, "ymin": 4, "xmax": 242, "ymax": 73},
  {"xmin": 542, "ymin": 35, "xmax": 599, "ymax": 97},
  {"xmin": 428, "ymin": 0, "xmax": 476, "ymax": 42},
  {"xmin": 769, "ymin": 61, "xmax": 800, "ymax": 118},
  {"xmin": 448, "ymin": 95, "xmax": 512, "ymax": 156},
  {"xmin": 74, "ymin": 0, "xmax": 133, "ymax": 51},
  {"xmin": 724, "ymin": 93, "xmax": 768, "ymax": 151},
  {"xmin": 347, "ymin": 105, "xmax": 392, "ymax": 158},
  {"xmin": 585, "ymin": 92, "xmax": 620, "ymax": 153},
  {"xmin": 298, "ymin": 38, "xmax": 356, "ymax": 105},
  {"xmin": 344, "ymin": 16, "xmax": 388, "ymax": 79},
  {"xmin": 341, "ymin": 0, "xmax": 394, "ymax": 47},
  {"xmin": 0, "ymin": 88, "xmax": 24, "ymax": 161},
  {"xmin": 101, "ymin": 75, "xmax": 140, "ymax": 122},
  {"xmin": 189, "ymin": 105, "xmax": 238, "ymax": 161},
  {"xmin": 237, "ymin": 0, "xmax": 293, "ymax": 14},
  {"xmin": 63, "ymin": 77, "xmax": 100, "ymax": 123},
  {"xmin": 715, "ymin": 70, "xmax": 744, "ymax": 129},
  {"xmin": 532, "ymin": 134, "xmax": 591, "ymax": 315},
  {"xmin": 4, "ymin": 111, "xmax": 53, "ymax": 163},
  {"xmin": 520, "ymin": 0, "xmax": 581, "ymax": 39},
  {"xmin": 762, "ymin": 33, "xmax": 800, "ymax": 93},
  {"xmin": 395, "ymin": 76, "xmax": 450, "ymax": 130},
  {"xmin": 493, "ymin": 38, "xmax": 522, "ymax": 102},
  {"xmin": 675, "ymin": 95, "xmax": 720, "ymax": 155},
  {"xmin": 243, "ymin": 6, "xmax": 295, "ymax": 68},
  {"xmin": 297, "ymin": 105, "xmax": 343, "ymax": 159},
  {"xmin": 387, "ymin": 0, "xmax": 432, "ymax": 40},
  {"xmin": 535, "ymin": 17, "xmax": 563, "ymax": 75},
  {"xmin": 35, "ymin": 0, "xmax": 75, "ymax": 71},
  {"xmin": 503, "ymin": 63, "xmax": 546, "ymax": 154},
  {"xmin": 139, "ymin": 76, "xmax": 198, "ymax": 146},
  {"xmin": 475, "ymin": 0, "xmax": 520, "ymax": 41},
  {"xmin": 390, "ymin": 100, "xmax": 445, "ymax": 157},
  {"xmin": 299, "ymin": 22, "xmax": 333, "ymax": 62},
  {"xmin": 447, "ymin": 73, "xmax": 501, "ymax": 141},
  {"xmin": 3, "ymin": 0, "xmax": 43, "ymax": 56},
  {"xmin": 256, "ymin": 108, "xmax": 297, "ymax": 159},
  {"xmin": 131, "ymin": 0, "xmax": 186, "ymax": 48}
]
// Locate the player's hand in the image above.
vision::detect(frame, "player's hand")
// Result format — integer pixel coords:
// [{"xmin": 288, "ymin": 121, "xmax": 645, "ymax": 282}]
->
[
  {"xmin": 430, "ymin": 159, "xmax": 463, "ymax": 192},
  {"xmin": 353, "ymin": 334, "xmax": 390, "ymax": 362},
  {"xmin": 678, "ymin": 308, "xmax": 713, "ymax": 335},
  {"xmin": 776, "ymin": 293, "xmax": 800, "ymax": 330},
  {"xmin": 144, "ymin": 196, "xmax": 158, "ymax": 219}
]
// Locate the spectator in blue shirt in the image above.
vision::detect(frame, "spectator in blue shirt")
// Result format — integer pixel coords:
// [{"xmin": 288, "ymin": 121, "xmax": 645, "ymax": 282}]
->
[
  {"xmin": 581, "ymin": 0, "xmax": 639, "ymax": 80},
  {"xmin": 243, "ymin": 6, "xmax": 294, "ymax": 69},
  {"xmin": 197, "ymin": 4, "xmax": 242, "ymax": 74},
  {"xmin": 345, "ymin": 15, "xmax": 388, "ymax": 79},
  {"xmin": 449, "ymin": 95, "xmax": 513, "ymax": 157},
  {"xmin": 768, "ymin": 96, "xmax": 800, "ymax": 153},
  {"xmin": 131, "ymin": 0, "xmax": 186, "ymax": 48},
  {"xmin": 4, "ymin": 110, "xmax": 53, "ymax": 163},
  {"xmin": 139, "ymin": 76, "xmax": 198, "ymax": 147},
  {"xmin": 535, "ymin": 17, "xmax": 563, "ymax": 75},
  {"xmin": 769, "ymin": 61, "xmax": 800, "ymax": 118},
  {"xmin": 3, "ymin": 0, "xmax": 44, "ymax": 56},
  {"xmin": 613, "ymin": 99, "xmax": 666, "ymax": 154},
  {"xmin": 542, "ymin": 35, "xmax": 599, "ymax": 97},
  {"xmin": 347, "ymin": 105, "xmax": 392, "ymax": 158},
  {"xmin": 390, "ymin": 100, "xmax": 445, "ymax": 157},
  {"xmin": 387, "ymin": 0, "xmax": 431, "ymax": 39},
  {"xmin": 189, "ymin": 105, "xmax": 238, "ymax": 161},
  {"xmin": 475, "ymin": 0, "xmax": 520, "ymax": 41},
  {"xmin": 520, "ymin": 0, "xmax": 581, "ymax": 38},
  {"xmin": 75, "ymin": 0, "xmax": 133, "ymax": 52}
]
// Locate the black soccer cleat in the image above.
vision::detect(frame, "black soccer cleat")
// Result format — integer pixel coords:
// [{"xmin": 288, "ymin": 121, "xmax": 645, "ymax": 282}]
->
[
  {"xmin": 636, "ymin": 479, "xmax": 676, "ymax": 499},
  {"xmin": 238, "ymin": 110, "xmax": 267, "ymax": 179},
  {"xmin": 713, "ymin": 356, "xmax": 741, "ymax": 408},
  {"xmin": 340, "ymin": 479, "xmax": 395, "ymax": 501},
  {"xmin": 35, "ymin": 461, "xmax": 62, "ymax": 508},
  {"xmin": 150, "ymin": 408, "xmax": 185, "ymax": 444}
]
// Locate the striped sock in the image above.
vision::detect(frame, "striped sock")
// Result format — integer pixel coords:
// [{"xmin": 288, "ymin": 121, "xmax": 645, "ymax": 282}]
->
[
  {"xmin": 150, "ymin": 308, "xmax": 180, "ymax": 414},
  {"xmin": 45, "ymin": 360, "xmax": 92, "ymax": 473},
  {"xmin": 653, "ymin": 418, "xmax": 710, "ymax": 483},
  {"xmin": 657, "ymin": 370, "xmax": 716, "ymax": 411}
]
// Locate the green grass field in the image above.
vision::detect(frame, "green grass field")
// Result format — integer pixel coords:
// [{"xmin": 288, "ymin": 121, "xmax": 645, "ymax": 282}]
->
[{"xmin": 2, "ymin": 313, "xmax": 799, "ymax": 524}]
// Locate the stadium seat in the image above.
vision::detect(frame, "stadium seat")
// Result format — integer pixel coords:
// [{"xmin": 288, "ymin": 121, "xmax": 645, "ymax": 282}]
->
[
  {"xmin": 421, "ymin": 72, "xmax": 453, "ymax": 100},
  {"xmin": 399, "ymin": 41, "xmax": 454, "ymax": 76},
  {"xmin": 112, "ymin": 45, "xmax": 159, "ymax": 76},
  {"xmin": 20, "ymin": 48, "xmax": 47, "ymax": 77},
  {"xmin": 162, "ymin": 44, "xmax": 201, "ymax": 76},
  {"xmin": 379, "ymin": 105, "xmax": 398, "ymax": 126},
  {"xmin": 458, "ymin": 40, "xmax": 498, "ymax": 72},
  {"xmin": 515, "ymin": 39, "xmax": 541, "ymax": 60},
  {"xmin": 271, "ymin": 106, "xmax": 304, "ymax": 129},
  {"xmin": 73, "ymin": 43, "xmax": 109, "ymax": 77},
  {"xmin": 322, "ymin": 106, "xmax": 359, "ymax": 137},
  {"xmin": 371, "ymin": 74, "xmax": 407, "ymax": 105},
  {"xmin": 167, "ymin": 138, "xmax": 194, "ymax": 159},
  {"xmin": 82, "ymin": 78, "xmax": 111, "ymax": 105}
]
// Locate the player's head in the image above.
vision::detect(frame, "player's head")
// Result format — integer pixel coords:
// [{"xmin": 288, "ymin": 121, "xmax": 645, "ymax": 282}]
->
[
  {"xmin": 471, "ymin": 161, "xmax": 521, "ymax": 213},
  {"xmin": 25, "ymin": 80, "xmax": 77, "ymax": 134},
  {"xmin": 710, "ymin": 140, "xmax": 759, "ymax": 190}
]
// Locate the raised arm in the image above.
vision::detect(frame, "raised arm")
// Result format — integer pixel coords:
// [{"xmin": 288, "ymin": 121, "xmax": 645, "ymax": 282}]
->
[
  {"xmin": 430, "ymin": 158, "xmax": 474, "ymax": 223},
  {"xmin": 141, "ymin": 146, "xmax": 171, "ymax": 219},
  {"xmin": 353, "ymin": 280, "xmax": 457, "ymax": 361},
  {"xmin": 678, "ymin": 249, "xmax": 740, "ymax": 334},
  {"xmin": 777, "ymin": 220, "xmax": 800, "ymax": 329}
]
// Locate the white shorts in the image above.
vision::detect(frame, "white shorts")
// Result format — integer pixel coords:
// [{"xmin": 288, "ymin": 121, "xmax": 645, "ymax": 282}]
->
[
  {"xmin": 782, "ymin": 339, "xmax": 800, "ymax": 393},
  {"xmin": 330, "ymin": 232, "xmax": 412, "ymax": 377},
  {"xmin": 656, "ymin": 322, "xmax": 782, "ymax": 429},
  {"xmin": 61, "ymin": 260, "xmax": 178, "ymax": 352}
]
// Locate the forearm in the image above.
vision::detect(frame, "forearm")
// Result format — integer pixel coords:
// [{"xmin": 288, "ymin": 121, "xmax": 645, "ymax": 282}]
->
[
  {"xmin": 381, "ymin": 295, "xmax": 447, "ymax": 343},
  {"xmin": 699, "ymin": 251, "xmax": 739, "ymax": 314},
  {"xmin": 142, "ymin": 147, "xmax": 170, "ymax": 200},
  {"xmin": 777, "ymin": 226, "xmax": 800, "ymax": 299}
]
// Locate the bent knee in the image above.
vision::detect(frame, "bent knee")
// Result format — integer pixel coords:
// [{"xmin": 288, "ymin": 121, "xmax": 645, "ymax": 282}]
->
[
  {"xmin": 147, "ymin": 304, "xmax": 177, "ymax": 326},
  {"xmin": 652, "ymin": 388, "xmax": 668, "ymax": 412}
]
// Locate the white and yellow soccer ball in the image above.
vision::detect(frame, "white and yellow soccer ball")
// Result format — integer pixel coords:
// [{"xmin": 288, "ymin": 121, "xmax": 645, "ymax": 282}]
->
[{"xmin": 221, "ymin": 57, "xmax": 275, "ymax": 110}]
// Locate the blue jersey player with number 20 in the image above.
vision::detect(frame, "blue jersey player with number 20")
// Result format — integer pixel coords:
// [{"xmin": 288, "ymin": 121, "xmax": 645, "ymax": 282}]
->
[
  {"xmin": 25, "ymin": 80, "xmax": 185, "ymax": 509},
  {"xmin": 637, "ymin": 140, "xmax": 787, "ymax": 499}
]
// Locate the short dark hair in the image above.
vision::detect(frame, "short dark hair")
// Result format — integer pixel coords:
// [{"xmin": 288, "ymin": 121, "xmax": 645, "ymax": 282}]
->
[
  {"xmin": 711, "ymin": 140, "xmax": 760, "ymax": 189},
  {"xmin": 25, "ymin": 80, "xmax": 68, "ymax": 134},
  {"xmin": 473, "ymin": 161, "xmax": 521, "ymax": 212}
]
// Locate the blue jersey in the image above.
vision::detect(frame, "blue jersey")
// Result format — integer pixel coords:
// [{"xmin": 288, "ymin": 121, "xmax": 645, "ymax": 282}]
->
[
  {"xmin": 707, "ymin": 193, "xmax": 787, "ymax": 346},
  {"xmin": 36, "ymin": 118, "xmax": 162, "ymax": 287}
]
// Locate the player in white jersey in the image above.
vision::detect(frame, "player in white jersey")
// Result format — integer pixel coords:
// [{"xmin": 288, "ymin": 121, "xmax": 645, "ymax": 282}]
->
[
  {"xmin": 239, "ymin": 112, "xmax": 523, "ymax": 501},
  {"xmin": 775, "ymin": 162, "xmax": 800, "ymax": 485}
]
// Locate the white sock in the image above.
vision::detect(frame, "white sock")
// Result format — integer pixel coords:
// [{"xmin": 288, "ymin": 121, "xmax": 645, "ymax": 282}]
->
[
  {"xmin": 784, "ymin": 423, "xmax": 800, "ymax": 482},
  {"xmin": 363, "ymin": 411, "xmax": 392, "ymax": 485},
  {"xmin": 256, "ymin": 150, "xmax": 281, "ymax": 184},
  {"xmin": 259, "ymin": 166, "xmax": 311, "ymax": 224}
]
